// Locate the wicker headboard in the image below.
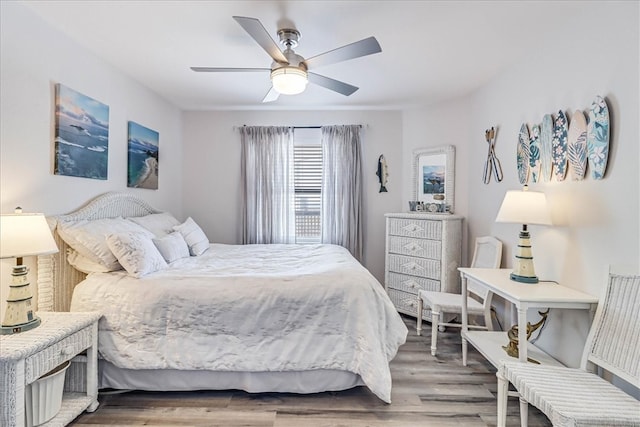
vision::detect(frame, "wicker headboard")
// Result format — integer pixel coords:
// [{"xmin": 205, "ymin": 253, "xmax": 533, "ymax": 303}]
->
[{"xmin": 37, "ymin": 192, "xmax": 161, "ymax": 312}]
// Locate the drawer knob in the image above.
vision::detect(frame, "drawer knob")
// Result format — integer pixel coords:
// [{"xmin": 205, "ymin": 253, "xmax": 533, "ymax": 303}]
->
[{"xmin": 61, "ymin": 345, "xmax": 74, "ymax": 356}]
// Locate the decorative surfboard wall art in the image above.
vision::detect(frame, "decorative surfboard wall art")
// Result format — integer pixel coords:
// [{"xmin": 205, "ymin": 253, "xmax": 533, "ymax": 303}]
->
[
  {"xmin": 529, "ymin": 124, "xmax": 541, "ymax": 183},
  {"xmin": 567, "ymin": 110, "xmax": 588, "ymax": 180},
  {"xmin": 539, "ymin": 114, "xmax": 554, "ymax": 182},
  {"xmin": 516, "ymin": 95, "xmax": 609, "ymax": 183},
  {"xmin": 587, "ymin": 95, "xmax": 610, "ymax": 179},
  {"xmin": 552, "ymin": 110, "xmax": 569, "ymax": 181},
  {"xmin": 517, "ymin": 123, "xmax": 530, "ymax": 185}
]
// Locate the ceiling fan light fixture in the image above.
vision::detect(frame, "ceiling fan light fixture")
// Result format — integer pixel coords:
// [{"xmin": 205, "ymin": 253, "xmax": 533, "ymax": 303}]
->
[{"xmin": 270, "ymin": 66, "xmax": 308, "ymax": 95}]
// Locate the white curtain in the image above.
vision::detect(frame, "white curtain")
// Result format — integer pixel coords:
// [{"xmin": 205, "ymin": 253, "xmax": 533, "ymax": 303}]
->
[
  {"xmin": 240, "ymin": 126, "xmax": 295, "ymax": 244},
  {"xmin": 320, "ymin": 125, "xmax": 363, "ymax": 261}
]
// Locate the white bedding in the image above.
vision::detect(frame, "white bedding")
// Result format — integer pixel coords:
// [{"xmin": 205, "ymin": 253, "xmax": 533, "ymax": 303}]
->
[{"xmin": 70, "ymin": 243, "xmax": 408, "ymax": 403}]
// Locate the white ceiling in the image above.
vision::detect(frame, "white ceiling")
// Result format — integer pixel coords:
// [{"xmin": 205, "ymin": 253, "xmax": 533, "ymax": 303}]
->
[{"xmin": 23, "ymin": 1, "xmax": 591, "ymax": 111}]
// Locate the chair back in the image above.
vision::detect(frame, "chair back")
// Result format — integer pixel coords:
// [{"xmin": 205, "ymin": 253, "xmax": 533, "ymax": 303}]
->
[
  {"xmin": 468, "ymin": 236, "xmax": 502, "ymax": 299},
  {"xmin": 582, "ymin": 271, "xmax": 640, "ymax": 388}
]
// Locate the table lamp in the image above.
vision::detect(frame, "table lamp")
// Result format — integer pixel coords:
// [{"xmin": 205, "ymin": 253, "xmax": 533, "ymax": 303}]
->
[
  {"xmin": 495, "ymin": 186, "xmax": 551, "ymax": 283},
  {"xmin": 1, "ymin": 209, "xmax": 58, "ymax": 334}
]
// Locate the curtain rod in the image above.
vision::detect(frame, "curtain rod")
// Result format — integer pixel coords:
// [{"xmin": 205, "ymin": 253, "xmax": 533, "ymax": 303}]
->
[{"xmin": 233, "ymin": 124, "xmax": 365, "ymax": 130}]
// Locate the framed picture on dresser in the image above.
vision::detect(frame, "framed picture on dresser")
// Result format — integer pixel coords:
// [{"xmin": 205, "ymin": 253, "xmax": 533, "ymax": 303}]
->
[{"xmin": 412, "ymin": 145, "xmax": 455, "ymax": 213}]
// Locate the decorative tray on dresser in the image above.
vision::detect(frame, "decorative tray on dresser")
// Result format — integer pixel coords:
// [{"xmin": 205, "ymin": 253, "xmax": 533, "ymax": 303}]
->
[{"xmin": 384, "ymin": 213, "xmax": 463, "ymax": 320}]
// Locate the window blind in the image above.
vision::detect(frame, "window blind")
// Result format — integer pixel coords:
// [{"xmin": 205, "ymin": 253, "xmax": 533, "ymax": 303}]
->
[{"xmin": 293, "ymin": 129, "xmax": 322, "ymax": 244}]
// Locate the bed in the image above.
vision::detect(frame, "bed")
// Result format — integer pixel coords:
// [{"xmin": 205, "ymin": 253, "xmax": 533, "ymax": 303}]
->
[{"xmin": 37, "ymin": 192, "xmax": 408, "ymax": 403}]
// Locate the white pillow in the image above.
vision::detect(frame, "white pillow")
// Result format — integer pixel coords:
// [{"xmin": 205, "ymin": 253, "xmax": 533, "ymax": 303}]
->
[
  {"xmin": 153, "ymin": 232, "xmax": 190, "ymax": 263},
  {"xmin": 172, "ymin": 217, "xmax": 209, "ymax": 256},
  {"xmin": 106, "ymin": 232, "xmax": 167, "ymax": 278},
  {"xmin": 58, "ymin": 217, "xmax": 154, "ymax": 271},
  {"xmin": 128, "ymin": 213, "xmax": 180, "ymax": 238},
  {"xmin": 67, "ymin": 249, "xmax": 114, "ymax": 274}
]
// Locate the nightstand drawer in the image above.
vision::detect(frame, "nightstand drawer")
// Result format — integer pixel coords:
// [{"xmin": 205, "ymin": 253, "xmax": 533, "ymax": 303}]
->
[
  {"xmin": 388, "ymin": 254, "xmax": 441, "ymax": 280},
  {"xmin": 388, "ymin": 236, "xmax": 441, "ymax": 259},
  {"xmin": 25, "ymin": 324, "xmax": 93, "ymax": 383}
]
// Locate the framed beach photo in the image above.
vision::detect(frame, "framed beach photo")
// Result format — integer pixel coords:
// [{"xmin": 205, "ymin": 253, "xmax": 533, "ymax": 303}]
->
[
  {"xmin": 54, "ymin": 84, "xmax": 109, "ymax": 180},
  {"xmin": 412, "ymin": 145, "xmax": 455, "ymax": 213},
  {"xmin": 127, "ymin": 121, "xmax": 159, "ymax": 189}
]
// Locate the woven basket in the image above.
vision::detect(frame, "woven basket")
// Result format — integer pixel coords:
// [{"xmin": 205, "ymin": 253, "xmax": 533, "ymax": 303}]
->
[{"xmin": 25, "ymin": 360, "xmax": 69, "ymax": 427}]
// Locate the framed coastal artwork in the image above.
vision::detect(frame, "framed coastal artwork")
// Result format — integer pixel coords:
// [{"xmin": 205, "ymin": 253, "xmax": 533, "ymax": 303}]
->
[
  {"xmin": 54, "ymin": 84, "xmax": 109, "ymax": 179},
  {"xmin": 412, "ymin": 145, "xmax": 455, "ymax": 213},
  {"xmin": 127, "ymin": 121, "xmax": 159, "ymax": 189}
]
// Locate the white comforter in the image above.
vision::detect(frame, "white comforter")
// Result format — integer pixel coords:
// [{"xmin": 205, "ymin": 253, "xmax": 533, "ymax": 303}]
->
[{"xmin": 70, "ymin": 243, "xmax": 408, "ymax": 402}]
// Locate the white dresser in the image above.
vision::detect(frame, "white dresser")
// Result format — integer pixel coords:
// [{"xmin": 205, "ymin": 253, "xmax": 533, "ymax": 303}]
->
[{"xmin": 384, "ymin": 213, "xmax": 463, "ymax": 319}]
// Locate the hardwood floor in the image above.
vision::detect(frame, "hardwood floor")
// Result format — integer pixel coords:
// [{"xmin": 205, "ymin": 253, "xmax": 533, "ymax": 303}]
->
[{"xmin": 70, "ymin": 315, "xmax": 551, "ymax": 426}]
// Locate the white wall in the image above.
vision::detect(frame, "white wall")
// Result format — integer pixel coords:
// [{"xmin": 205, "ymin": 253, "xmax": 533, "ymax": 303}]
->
[
  {"xmin": 468, "ymin": 2, "xmax": 639, "ymax": 369},
  {"xmin": 182, "ymin": 110, "xmax": 403, "ymax": 283},
  {"xmin": 404, "ymin": 3, "xmax": 639, "ymax": 370},
  {"xmin": 0, "ymin": 2, "xmax": 183, "ymax": 317},
  {"xmin": 402, "ymin": 97, "xmax": 473, "ymax": 264}
]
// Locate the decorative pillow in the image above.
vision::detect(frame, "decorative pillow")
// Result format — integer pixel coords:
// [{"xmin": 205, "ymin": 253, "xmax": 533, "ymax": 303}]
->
[
  {"xmin": 172, "ymin": 217, "xmax": 209, "ymax": 256},
  {"xmin": 67, "ymin": 249, "xmax": 114, "ymax": 274},
  {"xmin": 128, "ymin": 213, "xmax": 181, "ymax": 238},
  {"xmin": 152, "ymin": 232, "xmax": 190, "ymax": 263},
  {"xmin": 58, "ymin": 217, "xmax": 154, "ymax": 271},
  {"xmin": 105, "ymin": 232, "xmax": 167, "ymax": 278}
]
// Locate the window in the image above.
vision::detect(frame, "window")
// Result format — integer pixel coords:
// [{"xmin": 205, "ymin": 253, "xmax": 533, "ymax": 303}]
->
[{"xmin": 293, "ymin": 128, "xmax": 322, "ymax": 244}]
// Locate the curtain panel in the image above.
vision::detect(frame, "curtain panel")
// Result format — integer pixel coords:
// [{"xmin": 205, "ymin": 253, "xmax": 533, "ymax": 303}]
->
[
  {"xmin": 320, "ymin": 125, "xmax": 364, "ymax": 261},
  {"xmin": 240, "ymin": 126, "xmax": 295, "ymax": 244}
]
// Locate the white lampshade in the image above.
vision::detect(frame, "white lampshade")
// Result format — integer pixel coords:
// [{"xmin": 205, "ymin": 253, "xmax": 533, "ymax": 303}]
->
[
  {"xmin": 495, "ymin": 187, "xmax": 551, "ymax": 284},
  {"xmin": 495, "ymin": 187, "xmax": 552, "ymax": 226},
  {"xmin": 271, "ymin": 66, "xmax": 308, "ymax": 95},
  {"xmin": 0, "ymin": 212, "xmax": 58, "ymax": 259},
  {"xmin": 1, "ymin": 211, "xmax": 58, "ymax": 334}
]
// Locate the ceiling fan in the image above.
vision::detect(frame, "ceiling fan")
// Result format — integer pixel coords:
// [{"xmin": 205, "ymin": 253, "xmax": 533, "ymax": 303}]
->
[{"xmin": 191, "ymin": 16, "xmax": 382, "ymax": 103}]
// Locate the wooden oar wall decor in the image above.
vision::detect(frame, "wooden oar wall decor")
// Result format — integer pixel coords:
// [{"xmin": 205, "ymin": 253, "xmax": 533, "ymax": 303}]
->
[{"xmin": 483, "ymin": 126, "xmax": 503, "ymax": 184}]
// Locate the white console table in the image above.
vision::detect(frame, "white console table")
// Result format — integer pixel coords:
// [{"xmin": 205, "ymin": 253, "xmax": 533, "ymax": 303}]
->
[{"xmin": 458, "ymin": 268, "xmax": 598, "ymax": 367}]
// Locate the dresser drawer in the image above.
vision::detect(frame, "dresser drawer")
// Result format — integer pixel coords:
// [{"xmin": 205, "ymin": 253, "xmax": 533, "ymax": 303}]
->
[
  {"xmin": 25, "ymin": 324, "xmax": 94, "ymax": 383},
  {"xmin": 388, "ymin": 288, "xmax": 437, "ymax": 320},
  {"xmin": 388, "ymin": 218, "xmax": 442, "ymax": 240},
  {"xmin": 387, "ymin": 272, "xmax": 441, "ymax": 295},
  {"xmin": 388, "ymin": 236, "xmax": 441, "ymax": 260},
  {"xmin": 388, "ymin": 254, "xmax": 441, "ymax": 280},
  {"xmin": 387, "ymin": 288, "xmax": 421, "ymax": 317}
]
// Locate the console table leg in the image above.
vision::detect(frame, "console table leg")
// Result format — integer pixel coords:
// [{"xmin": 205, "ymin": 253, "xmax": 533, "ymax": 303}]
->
[{"xmin": 517, "ymin": 306, "xmax": 528, "ymax": 362}]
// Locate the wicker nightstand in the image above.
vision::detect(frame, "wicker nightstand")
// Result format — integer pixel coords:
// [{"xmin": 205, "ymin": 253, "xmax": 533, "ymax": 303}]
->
[{"xmin": 0, "ymin": 311, "xmax": 101, "ymax": 427}]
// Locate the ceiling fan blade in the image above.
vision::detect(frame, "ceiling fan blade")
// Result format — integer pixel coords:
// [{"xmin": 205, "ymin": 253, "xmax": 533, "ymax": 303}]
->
[
  {"xmin": 190, "ymin": 67, "xmax": 270, "ymax": 72},
  {"xmin": 304, "ymin": 36, "xmax": 381, "ymax": 69},
  {"xmin": 308, "ymin": 72, "xmax": 359, "ymax": 96},
  {"xmin": 233, "ymin": 16, "xmax": 288, "ymax": 64},
  {"xmin": 262, "ymin": 87, "xmax": 280, "ymax": 103}
]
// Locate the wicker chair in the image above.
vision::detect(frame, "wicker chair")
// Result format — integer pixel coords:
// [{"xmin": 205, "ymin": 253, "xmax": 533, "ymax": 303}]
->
[
  {"xmin": 496, "ymin": 271, "xmax": 640, "ymax": 427},
  {"xmin": 416, "ymin": 236, "xmax": 502, "ymax": 356}
]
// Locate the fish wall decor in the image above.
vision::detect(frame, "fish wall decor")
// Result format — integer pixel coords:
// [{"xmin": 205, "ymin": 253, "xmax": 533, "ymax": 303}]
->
[{"xmin": 376, "ymin": 154, "xmax": 389, "ymax": 192}]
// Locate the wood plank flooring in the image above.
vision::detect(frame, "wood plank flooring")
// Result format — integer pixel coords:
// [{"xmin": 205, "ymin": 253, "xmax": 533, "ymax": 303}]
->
[{"xmin": 70, "ymin": 315, "xmax": 551, "ymax": 426}]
